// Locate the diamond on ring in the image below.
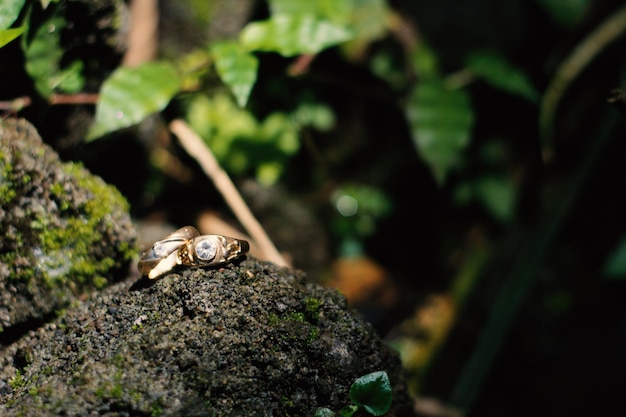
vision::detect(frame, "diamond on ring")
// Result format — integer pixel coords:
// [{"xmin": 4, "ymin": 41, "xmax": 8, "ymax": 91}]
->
[{"xmin": 195, "ymin": 239, "xmax": 217, "ymax": 262}]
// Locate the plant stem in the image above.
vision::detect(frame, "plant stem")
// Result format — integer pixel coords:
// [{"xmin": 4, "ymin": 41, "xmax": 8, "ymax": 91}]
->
[{"xmin": 169, "ymin": 119, "xmax": 289, "ymax": 268}]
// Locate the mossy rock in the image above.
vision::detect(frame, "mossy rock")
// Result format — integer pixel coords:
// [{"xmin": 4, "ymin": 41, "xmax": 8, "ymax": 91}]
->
[
  {"xmin": 0, "ymin": 258, "xmax": 416, "ymax": 416},
  {"xmin": 0, "ymin": 118, "xmax": 137, "ymax": 341}
]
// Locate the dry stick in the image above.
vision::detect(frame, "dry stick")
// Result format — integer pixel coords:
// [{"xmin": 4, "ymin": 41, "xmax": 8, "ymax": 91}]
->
[
  {"xmin": 539, "ymin": 4, "xmax": 626, "ymax": 159},
  {"xmin": 169, "ymin": 119, "xmax": 289, "ymax": 268},
  {"xmin": 122, "ymin": 0, "xmax": 159, "ymax": 67}
]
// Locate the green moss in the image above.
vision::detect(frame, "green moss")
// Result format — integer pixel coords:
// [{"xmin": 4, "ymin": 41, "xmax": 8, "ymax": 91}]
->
[
  {"xmin": 9, "ymin": 370, "xmax": 26, "ymax": 390},
  {"xmin": 27, "ymin": 161, "xmax": 137, "ymax": 288},
  {"xmin": 288, "ymin": 312, "xmax": 306, "ymax": 323},
  {"xmin": 303, "ymin": 297, "xmax": 321, "ymax": 321},
  {"xmin": 0, "ymin": 151, "xmax": 16, "ymax": 204},
  {"xmin": 151, "ymin": 403, "xmax": 164, "ymax": 417},
  {"xmin": 269, "ymin": 309, "xmax": 321, "ymax": 344}
]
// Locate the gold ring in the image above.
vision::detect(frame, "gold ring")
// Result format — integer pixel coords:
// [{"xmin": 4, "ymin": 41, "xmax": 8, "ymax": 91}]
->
[
  {"xmin": 178, "ymin": 235, "xmax": 250, "ymax": 267},
  {"xmin": 138, "ymin": 226, "xmax": 249, "ymax": 279},
  {"xmin": 138, "ymin": 226, "xmax": 200, "ymax": 279}
]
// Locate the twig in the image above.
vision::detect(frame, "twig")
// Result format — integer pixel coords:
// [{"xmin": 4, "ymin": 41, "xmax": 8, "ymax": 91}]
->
[
  {"xmin": 122, "ymin": 0, "xmax": 159, "ymax": 67},
  {"xmin": 539, "ymin": 4, "xmax": 626, "ymax": 158},
  {"xmin": 169, "ymin": 119, "xmax": 289, "ymax": 268},
  {"xmin": 0, "ymin": 93, "xmax": 99, "ymax": 111},
  {"xmin": 49, "ymin": 93, "xmax": 99, "ymax": 105},
  {"xmin": 287, "ymin": 54, "xmax": 317, "ymax": 76}
]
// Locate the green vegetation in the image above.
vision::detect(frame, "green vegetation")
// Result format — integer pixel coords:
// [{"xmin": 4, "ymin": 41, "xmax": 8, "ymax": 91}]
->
[{"xmin": 315, "ymin": 371, "xmax": 393, "ymax": 417}]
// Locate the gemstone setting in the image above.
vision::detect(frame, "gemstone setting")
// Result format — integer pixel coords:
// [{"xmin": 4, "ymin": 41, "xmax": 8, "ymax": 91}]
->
[{"xmin": 195, "ymin": 238, "xmax": 217, "ymax": 261}]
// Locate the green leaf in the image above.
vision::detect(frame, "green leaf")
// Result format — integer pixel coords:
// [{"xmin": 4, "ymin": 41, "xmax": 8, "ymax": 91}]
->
[
  {"xmin": 466, "ymin": 50, "xmax": 539, "ymax": 102},
  {"xmin": 87, "ymin": 62, "xmax": 180, "ymax": 141},
  {"xmin": 0, "ymin": 26, "xmax": 24, "ymax": 48},
  {"xmin": 535, "ymin": 0, "xmax": 590, "ymax": 27},
  {"xmin": 473, "ymin": 176, "xmax": 517, "ymax": 223},
  {"xmin": 406, "ymin": 79, "xmax": 474, "ymax": 184},
  {"xmin": 49, "ymin": 59, "xmax": 84, "ymax": 93},
  {"xmin": 0, "ymin": 0, "xmax": 25, "ymax": 30},
  {"xmin": 211, "ymin": 41, "xmax": 259, "ymax": 107},
  {"xmin": 348, "ymin": 371, "xmax": 392, "ymax": 416},
  {"xmin": 23, "ymin": 16, "xmax": 65, "ymax": 97},
  {"xmin": 269, "ymin": 0, "xmax": 320, "ymax": 16},
  {"xmin": 339, "ymin": 404, "xmax": 359, "ymax": 417},
  {"xmin": 240, "ymin": 14, "xmax": 353, "ymax": 57},
  {"xmin": 292, "ymin": 101, "xmax": 335, "ymax": 131},
  {"xmin": 411, "ymin": 45, "xmax": 440, "ymax": 80},
  {"xmin": 340, "ymin": 0, "xmax": 388, "ymax": 41}
]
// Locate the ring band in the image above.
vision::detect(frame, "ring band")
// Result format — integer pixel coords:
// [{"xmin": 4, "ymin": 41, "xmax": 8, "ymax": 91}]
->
[
  {"xmin": 179, "ymin": 235, "xmax": 250, "ymax": 267},
  {"xmin": 138, "ymin": 226, "xmax": 249, "ymax": 279},
  {"xmin": 137, "ymin": 226, "xmax": 199, "ymax": 278}
]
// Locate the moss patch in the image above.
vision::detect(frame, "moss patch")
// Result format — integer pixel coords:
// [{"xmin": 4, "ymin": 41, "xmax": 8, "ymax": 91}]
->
[{"xmin": 0, "ymin": 118, "xmax": 137, "ymax": 339}]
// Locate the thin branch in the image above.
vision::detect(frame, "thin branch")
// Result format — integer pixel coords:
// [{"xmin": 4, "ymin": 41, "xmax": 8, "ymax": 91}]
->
[
  {"xmin": 169, "ymin": 119, "xmax": 289, "ymax": 268},
  {"xmin": 539, "ymin": 4, "xmax": 626, "ymax": 158},
  {"xmin": 122, "ymin": 0, "xmax": 159, "ymax": 67},
  {"xmin": 49, "ymin": 93, "xmax": 99, "ymax": 105},
  {"xmin": 0, "ymin": 93, "xmax": 99, "ymax": 112}
]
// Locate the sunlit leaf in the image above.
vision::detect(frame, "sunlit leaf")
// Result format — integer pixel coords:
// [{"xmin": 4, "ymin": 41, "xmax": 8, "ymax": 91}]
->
[
  {"xmin": 87, "ymin": 62, "xmax": 180, "ymax": 141},
  {"xmin": 348, "ymin": 371, "xmax": 392, "ymax": 416},
  {"xmin": 268, "ymin": 0, "xmax": 320, "ymax": 16},
  {"xmin": 0, "ymin": 0, "xmax": 25, "ymax": 30},
  {"xmin": 406, "ymin": 79, "xmax": 474, "ymax": 184},
  {"xmin": 0, "ymin": 26, "xmax": 24, "ymax": 48},
  {"xmin": 261, "ymin": 113, "xmax": 299, "ymax": 154},
  {"xmin": 240, "ymin": 14, "xmax": 353, "ymax": 57},
  {"xmin": 320, "ymin": 0, "xmax": 354, "ymax": 26},
  {"xmin": 186, "ymin": 93, "xmax": 258, "ymax": 161},
  {"xmin": 466, "ymin": 50, "xmax": 539, "ymax": 102},
  {"xmin": 342, "ymin": 0, "xmax": 388, "ymax": 40},
  {"xmin": 211, "ymin": 41, "xmax": 259, "ymax": 107}
]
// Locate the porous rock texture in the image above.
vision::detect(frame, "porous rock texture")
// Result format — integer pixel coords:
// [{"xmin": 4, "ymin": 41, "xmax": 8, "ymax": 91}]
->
[
  {"xmin": 0, "ymin": 257, "xmax": 415, "ymax": 416},
  {"xmin": 0, "ymin": 118, "xmax": 137, "ymax": 342}
]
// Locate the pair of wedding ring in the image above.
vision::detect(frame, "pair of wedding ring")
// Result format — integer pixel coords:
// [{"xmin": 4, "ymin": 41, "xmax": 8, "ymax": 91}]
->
[{"xmin": 138, "ymin": 226, "xmax": 250, "ymax": 279}]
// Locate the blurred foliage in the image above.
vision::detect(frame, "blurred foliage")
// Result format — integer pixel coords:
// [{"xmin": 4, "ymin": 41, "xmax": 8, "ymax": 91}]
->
[
  {"xmin": 87, "ymin": 62, "xmax": 181, "ymax": 140},
  {"xmin": 0, "ymin": 0, "xmax": 527, "ymax": 198},
  {"xmin": 23, "ymin": 12, "xmax": 84, "ymax": 98},
  {"xmin": 603, "ymin": 237, "xmax": 626, "ymax": 279},
  {"xmin": 331, "ymin": 184, "xmax": 392, "ymax": 256},
  {"xmin": 465, "ymin": 50, "xmax": 539, "ymax": 103},
  {"xmin": 536, "ymin": 0, "xmax": 591, "ymax": 26}
]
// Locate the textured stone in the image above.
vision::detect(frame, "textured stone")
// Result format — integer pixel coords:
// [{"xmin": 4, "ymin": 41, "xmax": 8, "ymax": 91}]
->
[
  {"xmin": 0, "ymin": 257, "xmax": 415, "ymax": 416},
  {"xmin": 0, "ymin": 118, "xmax": 137, "ymax": 342}
]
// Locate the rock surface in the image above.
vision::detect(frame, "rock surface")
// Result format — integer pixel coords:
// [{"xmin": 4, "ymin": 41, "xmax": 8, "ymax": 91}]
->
[
  {"xmin": 0, "ymin": 257, "xmax": 415, "ymax": 416},
  {"xmin": 0, "ymin": 118, "xmax": 137, "ymax": 343}
]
